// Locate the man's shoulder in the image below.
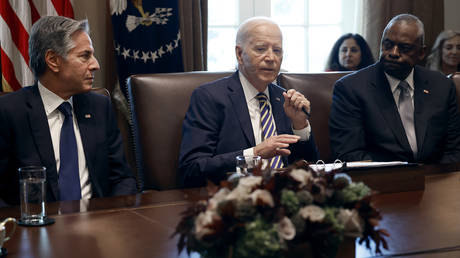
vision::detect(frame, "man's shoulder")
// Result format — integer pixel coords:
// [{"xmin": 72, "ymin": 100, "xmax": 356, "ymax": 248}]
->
[
  {"xmin": 192, "ymin": 72, "xmax": 238, "ymax": 97},
  {"xmin": 338, "ymin": 63, "xmax": 378, "ymax": 85},
  {"xmin": 0, "ymin": 86, "xmax": 35, "ymax": 109}
]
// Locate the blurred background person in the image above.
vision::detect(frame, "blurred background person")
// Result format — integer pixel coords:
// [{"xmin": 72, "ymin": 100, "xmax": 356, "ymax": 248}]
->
[
  {"xmin": 426, "ymin": 30, "xmax": 460, "ymax": 75},
  {"xmin": 325, "ymin": 33, "xmax": 375, "ymax": 71}
]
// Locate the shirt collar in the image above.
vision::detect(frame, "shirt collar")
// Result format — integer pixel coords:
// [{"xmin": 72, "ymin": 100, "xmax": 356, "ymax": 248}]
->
[
  {"xmin": 38, "ymin": 81, "xmax": 73, "ymax": 116},
  {"xmin": 385, "ymin": 68, "xmax": 415, "ymax": 94},
  {"xmin": 238, "ymin": 71, "xmax": 270, "ymax": 103}
]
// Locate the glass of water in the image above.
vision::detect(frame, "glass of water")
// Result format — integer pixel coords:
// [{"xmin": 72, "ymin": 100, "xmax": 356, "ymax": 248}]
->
[
  {"xmin": 235, "ymin": 155, "xmax": 262, "ymax": 176},
  {"xmin": 18, "ymin": 166, "xmax": 46, "ymax": 226}
]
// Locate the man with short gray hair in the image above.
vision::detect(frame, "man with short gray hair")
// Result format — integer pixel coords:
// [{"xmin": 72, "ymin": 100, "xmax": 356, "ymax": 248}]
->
[
  {"xmin": 0, "ymin": 16, "xmax": 137, "ymax": 207},
  {"xmin": 179, "ymin": 17, "xmax": 319, "ymax": 187},
  {"xmin": 330, "ymin": 14, "xmax": 460, "ymax": 164}
]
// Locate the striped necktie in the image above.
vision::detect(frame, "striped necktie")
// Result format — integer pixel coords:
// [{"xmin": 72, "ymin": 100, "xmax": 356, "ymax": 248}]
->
[
  {"xmin": 255, "ymin": 93, "xmax": 283, "ymax": 169},
  {"xmin": 57, "ymin": 102, "xmax": 82, "ymax": 201}
]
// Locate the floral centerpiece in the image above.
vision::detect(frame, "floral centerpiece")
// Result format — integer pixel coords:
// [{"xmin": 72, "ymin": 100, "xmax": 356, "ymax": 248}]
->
[{"xmin": 174, "ymin": 160, "xmax": 388, "ymax": 258}]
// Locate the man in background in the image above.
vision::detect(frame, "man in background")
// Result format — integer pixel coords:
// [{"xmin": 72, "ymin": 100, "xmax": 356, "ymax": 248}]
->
[
  {"xmin": 179, "ymin": 17, "xmax": 319, "ymax": 187},
  {"xmin": 0, "ymin": 16, "xmax": 137, "ymax": 207},
  {"xmin": 330, "ymin": 14, "xmax": 460, "ymax": 163}
]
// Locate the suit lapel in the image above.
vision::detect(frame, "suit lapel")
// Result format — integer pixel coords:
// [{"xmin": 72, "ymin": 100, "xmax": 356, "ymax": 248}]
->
[
  {"xmin": 413, "ymin": 67, "xmax": 429, "ymax": 159},
  {"xmin": 73, "ymin": 94, "xmax": 96, "ymax": 175},
  {"xmin": 27, "ymin": 85, "xmax": 59, "ymax": 200},
  {"xmin": 372, "ymin": 63, "xmax": 413, "ymax": 155},
  {"xmin": 227, "ymin": 73, "xmax": 256, "ymax": 146}
]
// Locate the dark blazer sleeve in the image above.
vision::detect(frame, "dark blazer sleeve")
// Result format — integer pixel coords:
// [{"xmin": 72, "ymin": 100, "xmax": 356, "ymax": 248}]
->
[
  {"xmin": 329, "ymin": 79, "xmax": 374, "ymax": 161},
  {"xmin": 439, "ymin": 80, "xmax": 460, "ymax": 163},
  {"xmin": 179, "ymin": 86, "xmax": 242, "ymax": 187}
]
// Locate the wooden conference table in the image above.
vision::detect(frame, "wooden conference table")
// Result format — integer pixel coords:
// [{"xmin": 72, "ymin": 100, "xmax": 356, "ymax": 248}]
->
[{"xmin": 1, "ymin": 164, "xmax": 460, "ymax": 258}]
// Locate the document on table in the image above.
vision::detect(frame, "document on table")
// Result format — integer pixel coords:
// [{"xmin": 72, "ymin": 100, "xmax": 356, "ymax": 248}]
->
[{"xmin": 309, "ymin": 161, "xmax": 411, "ymax": 172}]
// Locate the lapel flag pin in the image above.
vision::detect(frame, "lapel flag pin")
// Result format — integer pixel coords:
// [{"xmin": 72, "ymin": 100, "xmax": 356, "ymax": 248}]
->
[
  {"xmin": 85, "ymin": 114, "xmax": 91, "ymax": 118},
  {"xmin": 423, "ymin": 89, "xmax": 429, "ymax": 94}
]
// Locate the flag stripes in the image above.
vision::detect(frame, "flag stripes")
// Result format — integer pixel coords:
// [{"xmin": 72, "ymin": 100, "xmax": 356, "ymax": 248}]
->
[{"xmin": 0, "ymin": 0, "xmax": 74, "ymax": 92}]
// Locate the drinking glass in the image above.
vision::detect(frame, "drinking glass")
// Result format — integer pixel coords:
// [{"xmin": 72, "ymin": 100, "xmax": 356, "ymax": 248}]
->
[
  {"xmin": 18, "ymin": 166, "xmax": 47, "ymax": 226},
  {"xmin": 235, "ymin": 155, "xmax": 262, "ymax": 175}
]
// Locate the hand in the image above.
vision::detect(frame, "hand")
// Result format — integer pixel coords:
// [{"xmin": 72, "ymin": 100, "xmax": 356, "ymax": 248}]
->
[
  {"xmin": 283, "ymin": 89, "xmax": 310, "ymax": 130},
  {"xmin": 253, "ymin": 134, "xmax": 300, "ymax": 159}
]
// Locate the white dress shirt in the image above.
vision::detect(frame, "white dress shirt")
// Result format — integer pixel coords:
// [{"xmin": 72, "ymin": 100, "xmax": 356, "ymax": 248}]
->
[
  {"xmin": 385, "ymin": 69, "xmax": 415, "ymax": 107},
  {"xmin": 238, "ymin": 72, "xmax": 311, "ymax": 156},
  {"xmin": 38, "ymin": 82, "xmax": 92, "ymax": 199}
]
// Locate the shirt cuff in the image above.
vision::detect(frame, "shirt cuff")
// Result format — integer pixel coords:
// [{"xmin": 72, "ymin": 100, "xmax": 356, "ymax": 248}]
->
[
  {"xmin": 292, "ymin": 123, "xmax": 311, "ymax": 141},
  {"xmin": 244, "ymin": 148, "xmax": 254, "ymax": 156}
]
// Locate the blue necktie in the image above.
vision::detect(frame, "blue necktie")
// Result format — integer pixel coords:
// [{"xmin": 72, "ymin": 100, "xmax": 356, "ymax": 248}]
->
[
  {"xmin": 57, "ymin": 102, "xmax": 81, "ymax": 201},
  {"xmin": 255, "ymin": 93, "xmax": 283, "ymax": 169}
]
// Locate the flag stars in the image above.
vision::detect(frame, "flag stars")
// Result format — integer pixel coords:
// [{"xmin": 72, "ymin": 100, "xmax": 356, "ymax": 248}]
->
[
  {"xmin": 151, "ymin": 51, "xmax": 158, "ymax": 63},
  {"xmin": 121, "ymin": 48, "xmax": 130, "ymax": 59},
  {"xmin": 158, "ymin": 46, "xmax": 165, "ymax": 57},
  {"xmin": 141, "ymin": 51, "xmax": 150, "ymax": 63},
  {"xmin": 132, "ymin": 50, "xmax": 139, "ymax": 61},
  {"xmin": 114, "ymin": 44, "xmax": 121, "ymax": 55},
  {"xmin": 174, "ymin": 39, "xmax": 179, "ymax": 48},
  {"xmin": 166, "ymin": 43, "xmax": 174, "ymax": 53}
]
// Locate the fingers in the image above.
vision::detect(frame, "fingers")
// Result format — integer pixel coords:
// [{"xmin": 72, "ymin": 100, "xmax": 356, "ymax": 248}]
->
[
  {"xmin": 283, "ymin": 89, "xmax": 310, "ymax": 113},
  {"xmin": 254, "ymin": 134, "xmax": 299, "ymax": 158}
]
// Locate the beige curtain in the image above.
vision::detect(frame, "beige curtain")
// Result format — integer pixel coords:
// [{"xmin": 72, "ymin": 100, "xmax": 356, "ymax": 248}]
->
[
  {"xmin": 362, "ymin": 0, "xmax": 444, "ymax": 61},
  {"xmin": 178, "ymin": 0, "xmax": 208, "ymax": 71}
]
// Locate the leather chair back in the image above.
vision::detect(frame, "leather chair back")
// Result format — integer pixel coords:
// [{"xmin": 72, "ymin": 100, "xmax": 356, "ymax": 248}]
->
[
  {"xmin": 278, "ymin": 72, "xmax": 351, "ymax": 162},
  {"xmin": 448, "ymin": 72, "xmax": 460, "ymax": 111},
  {"xmin": 127, "ymin": 72, "xmax": 233, "ymax": 190}
]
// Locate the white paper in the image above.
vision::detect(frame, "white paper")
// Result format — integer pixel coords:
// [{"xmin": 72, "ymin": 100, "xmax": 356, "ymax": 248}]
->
[{"xmin": 309, "ymin": 161, "xmax": 409, "ymax": 172}]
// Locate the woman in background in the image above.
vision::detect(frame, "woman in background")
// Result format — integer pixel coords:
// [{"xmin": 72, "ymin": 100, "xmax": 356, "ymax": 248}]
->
[
  {"xmin": 426, "ymin": 30, "xmax": 460, "ymax": 75},
  {"xmin": 325, "ymin": 33, "xmax": 374, "ymax": 71}
]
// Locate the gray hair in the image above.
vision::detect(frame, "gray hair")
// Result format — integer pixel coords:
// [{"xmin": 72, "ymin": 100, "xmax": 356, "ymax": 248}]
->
[
  {"xmin": 426, "ymin": 30, "xmax": 460, "ymax": 72},
  {"xmin": 29, "ymin": 16, "xmax": 89, "ymax": 79},
  {"xmin": 235, "ymin": 16, "xmax": 281, "ymax": 47},
  {"xmin": 382, "ymin": 13, "xmax": 425, "ymax": 46}
]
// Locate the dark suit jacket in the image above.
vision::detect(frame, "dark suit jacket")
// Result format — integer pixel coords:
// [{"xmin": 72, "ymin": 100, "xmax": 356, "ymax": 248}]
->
[
  {"xmin": 329, "ymin": 62, "xmax": 460, "ymax": 163},
  {"xmin": 0, "ymin": 85, "xmax": 137, "ymax": 206},
  {"xmin": 179, "ymin": 72, "xmax": 319, "ymax": 187}
]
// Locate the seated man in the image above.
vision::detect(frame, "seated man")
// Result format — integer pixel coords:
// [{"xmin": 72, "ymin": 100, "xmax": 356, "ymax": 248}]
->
[
  {"xmin": 0, "ymin": 16, "xmax": 137, "ymax": 207},
  {"xmin": 179, "ymin": 17, "xmax": 319, "ymax": 187},
  {"xmin": 329, "ymin": 14, "xmax": 460, "ymax": 163}
]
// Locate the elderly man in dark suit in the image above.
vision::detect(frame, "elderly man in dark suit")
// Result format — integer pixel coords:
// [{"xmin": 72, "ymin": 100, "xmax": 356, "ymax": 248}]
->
[
  {"xmin": 179, "ymin": 17, "xmax": 319, "ymax": 187},
  {"xmin": 329, "ymin": 14, "xmax": 460, "ymax": 164},
  {"xmin": 0, "ymin": 16, "xmax": 137, "ymax": 207}
]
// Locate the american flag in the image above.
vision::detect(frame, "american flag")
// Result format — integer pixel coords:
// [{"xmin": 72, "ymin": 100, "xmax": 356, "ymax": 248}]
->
[{"xmin": 0, "ymin": 0, "xmax": 74, "ymax": 92}]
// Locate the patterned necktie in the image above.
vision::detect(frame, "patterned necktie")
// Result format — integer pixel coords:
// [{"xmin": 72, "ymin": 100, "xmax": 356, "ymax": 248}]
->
[
  {"xmin": 397, "ymin": 81, "xmax": 417, "ymax": 157},
  {"xmin": 255, "ymin": 93, "xmax": 283, "ymax": 169},
  {"xmin": 57, "ymin": 102, "xmax": 81, "ymax": 201}
]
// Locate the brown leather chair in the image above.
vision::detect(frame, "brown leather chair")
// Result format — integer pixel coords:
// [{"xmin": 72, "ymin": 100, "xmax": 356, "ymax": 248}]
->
[
  {"xmin": 448, "ymin": 72, "xmax": 460, "ymax": 111},
  {"xmin": 278, "ymin": 72, "xmax": 351, "ymax": 162},
  {"xmin": 127, "ymin": 72, "xmax": 233, "ymax": 190}
]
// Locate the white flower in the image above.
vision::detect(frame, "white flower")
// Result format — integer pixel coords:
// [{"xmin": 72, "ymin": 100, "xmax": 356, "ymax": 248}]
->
[
  {"xmin": 250, "ymin": 189, "xmax": 274, "ymax": 207},
  {"xmin": 299, "ymin": 205, "xmax": 326, "ymax": 222},
  {"xmin": 290, "ymin": 169, "xmax": 312, "ymax": 188},
  {"xmin": 225, "ymin": 176, "xmax": 262, "ymax": 201},
  {"xmin": 276, "ymin": 217, "xmax": 296, "ymax": 240},
  {"xmin": 208, "ymin": 188, "xmax": 230, "ymax": 210},
  {"xmin": 195, "ymin": 210, "xmax": 222, "ymax": 240},
  {"xmin": 238, "ymin": 176, "xmax": 263, "ymax": 189},
  {"xmin": 337, "ymin": 209, "xmax": 364, "ymax": 238}
]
